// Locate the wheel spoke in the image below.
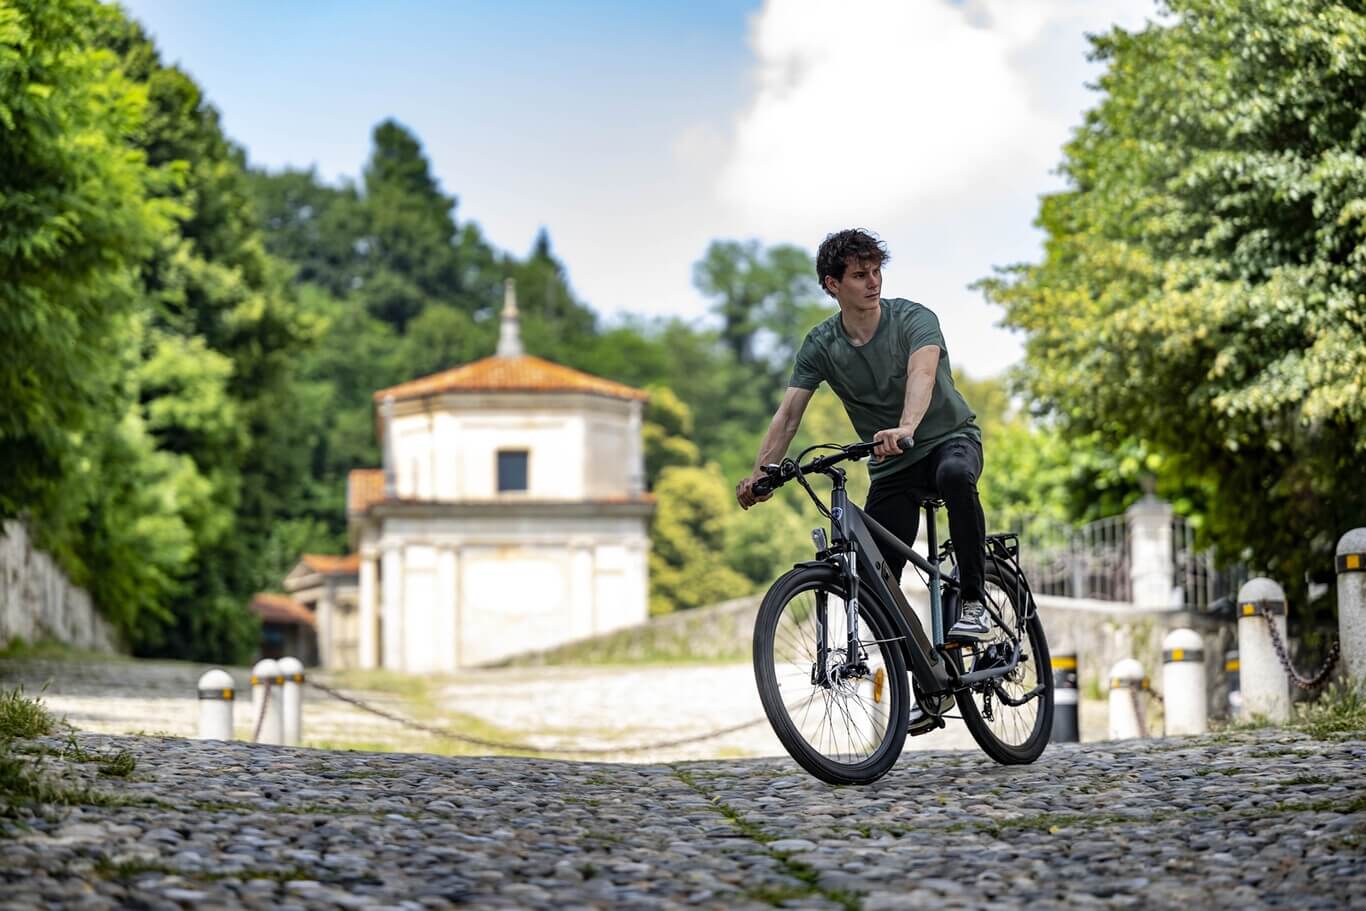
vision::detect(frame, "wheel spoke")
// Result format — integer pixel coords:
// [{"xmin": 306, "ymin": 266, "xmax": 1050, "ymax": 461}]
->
[
  {"xmin": 763, "ymin": 581, "xmax": 903, "ymax": 771},
  {"xmin": 958, "ymin": 570, "xmax": 1049, "ymax": 754}
]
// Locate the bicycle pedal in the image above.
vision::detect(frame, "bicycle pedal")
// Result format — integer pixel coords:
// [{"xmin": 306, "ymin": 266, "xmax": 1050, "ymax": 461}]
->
[{"xmin": 908, "ymin": 712, "xmax": 946, "ymax": 737}]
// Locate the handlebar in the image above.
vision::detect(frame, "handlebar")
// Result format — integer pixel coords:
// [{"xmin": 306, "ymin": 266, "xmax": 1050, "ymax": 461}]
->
[{"xmin": 752, "ymin": 437, "xmax": 912, "ymax": 497}]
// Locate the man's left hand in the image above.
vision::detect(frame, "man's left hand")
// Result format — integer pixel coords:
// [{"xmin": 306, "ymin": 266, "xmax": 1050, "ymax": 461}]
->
[{"xmin": 872, "ymin": 426, "xmax": 916, "ymax": 460}]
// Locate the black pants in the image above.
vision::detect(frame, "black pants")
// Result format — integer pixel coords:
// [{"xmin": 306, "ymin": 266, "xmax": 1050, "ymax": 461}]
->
[{"xmin": 864, "ymin": 437, "xmax": 986, "ymax": 602}]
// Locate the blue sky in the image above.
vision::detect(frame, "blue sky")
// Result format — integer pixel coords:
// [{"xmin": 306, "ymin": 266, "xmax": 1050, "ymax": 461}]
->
[{"xmin": 119, "ymin": 0, "xmax": 1156, "ymax": 377}]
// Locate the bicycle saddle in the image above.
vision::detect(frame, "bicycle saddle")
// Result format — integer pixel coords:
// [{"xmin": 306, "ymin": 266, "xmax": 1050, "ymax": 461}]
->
[{"xmin": 916, "ymin": 496, "xmax": 946, "ymax": 509}]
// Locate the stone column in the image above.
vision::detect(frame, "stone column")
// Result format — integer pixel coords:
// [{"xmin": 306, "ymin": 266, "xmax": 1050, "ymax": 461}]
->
[
  {"xmin": 1236, "ymin": 577, "xmax": 1289, "ymax": 722},
  {"xmin": 358, "ymin": 548, "xmax": 379, "ymax": 669},
  {"xmin": 1126, "ymin": 494, "xmax": 1175, "ymax": 609},
  {"xmin": 437, "ymin": 546, "xmax": 459, "ymax": 673},
  {"xmin": 316, "ymin": 584, "xmax": 335, "ymax": 669},
  {"xmin": 627, "ymin": 400, "xmax": 645, "ymax": 497},
  {"xmin": 381, "ymin": 544, "xmax": 404, "ymax": 671},
  {"xmin": 567, "ymin": 537, "xmax": 594, "ymax": 638},
  {"xmin": 1338, "ymin": 528, "xmax": 1366, "ymax": 684}
]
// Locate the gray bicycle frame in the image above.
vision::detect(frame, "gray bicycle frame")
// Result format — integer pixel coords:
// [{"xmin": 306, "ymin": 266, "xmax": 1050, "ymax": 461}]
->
[{"xmin": 820, "ymin": 468, "xmax": 1024, "ymax": 699}]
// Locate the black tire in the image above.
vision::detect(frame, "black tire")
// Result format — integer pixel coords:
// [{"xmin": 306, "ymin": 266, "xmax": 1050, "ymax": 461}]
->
[
  {"xmin": 953, "ymin": 562, "xmax": 1053, "ymax": 764},
  {"xmin": 753, "ymin": 565, "xmax": 910, "ymax": 785}
]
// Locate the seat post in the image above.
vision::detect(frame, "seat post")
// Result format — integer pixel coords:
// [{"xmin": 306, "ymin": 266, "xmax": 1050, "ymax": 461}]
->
[
  {"xmin": 924, "ymin": 501, "xmax": 943, "ymax": 645},
  {"xmin": 924, "ymin": 502, "xmax": 937, "ymax": 566}
]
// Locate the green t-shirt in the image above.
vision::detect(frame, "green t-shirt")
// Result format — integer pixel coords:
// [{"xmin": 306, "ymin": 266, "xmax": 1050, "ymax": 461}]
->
[{"xmin": 789, "ymin": 298, "xmax": 981, "ymax": 481}]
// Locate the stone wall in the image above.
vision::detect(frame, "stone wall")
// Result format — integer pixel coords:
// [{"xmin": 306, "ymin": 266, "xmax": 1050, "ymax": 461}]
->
[
  {"xmin": 0, "ymin": 521, "xmax": 120, "ymax": 653},
  {"xmin": 501, "ymin": 583, "xmax": 1240, "ymax": 717},
  {"xmin": 498, "ymin": 593, "xmax": 762, "ymax": 666},
  {"xmin": 1038, "ymin": 596, "xmax": 1237, "ymax": 717}
]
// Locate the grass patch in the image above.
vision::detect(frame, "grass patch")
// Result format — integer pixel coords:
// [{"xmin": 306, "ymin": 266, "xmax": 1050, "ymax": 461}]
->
[
  {"xmin": 323, "ymin": 670, "xmax": 433, "ymax": 703},
  {"xmin": 0, "ymin": 637, "xmax": 126, "ymax": 663},
  {"xmin": 1293, "ymin": 679, "xmax": 1366, "ymax": 740},
  {"xmin": 0, "ymin": 687, "xmax": 56, "ymax": 739},
  {"xmin": 94, "ymin": 858, "xmax": 315, "ymax": 883},
  {"xmin": 673, "ymin": 767, "xmax": 861, "ymax": 911}
]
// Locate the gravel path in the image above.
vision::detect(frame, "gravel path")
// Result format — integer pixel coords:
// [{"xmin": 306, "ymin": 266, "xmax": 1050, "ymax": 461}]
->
[
  {"xmin": 1, "ymin": 727, "xmax": 1362, "ymax": 910},
  {"xmin": 0, "ymin": 657, "xmax": 1113, "ymax": 762}
]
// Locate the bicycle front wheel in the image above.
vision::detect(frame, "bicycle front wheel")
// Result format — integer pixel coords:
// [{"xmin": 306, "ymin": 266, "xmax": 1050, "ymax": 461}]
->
[{"xmin": 753, "ymin": 565, "xmax": 910, "ymax": 785}]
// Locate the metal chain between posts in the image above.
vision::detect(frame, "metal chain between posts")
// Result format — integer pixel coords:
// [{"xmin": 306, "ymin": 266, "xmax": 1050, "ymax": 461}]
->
[
  {"xmin": 307, "ymin": 680, "xmax": 771, "ymax": 756},
  {"xmin": 251, "ymin": 677, "xmax": 273, "ymax": 743},
  {"xmin": 1128, "ymin": 686, "xmax": 1148, "ymax": 739},
  {"xmin": 1259, "ymin": 607, "xmax": 1341, "ymax": 691}
]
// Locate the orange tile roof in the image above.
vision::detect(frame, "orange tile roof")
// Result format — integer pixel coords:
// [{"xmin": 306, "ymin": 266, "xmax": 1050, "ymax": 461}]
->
[
  {"xmin": 250, "ymin": 593, "xmax": 316, "ymax": 628},
  {"xmin": 301, "ymin": 553, "xmax": 360, "ymax": 575},
  {"xmin": 373, "ymin": 354, "xmax": 649, "ymax": 403},
  {"xmin": 348, "ymin": 469, "xmax": 385, "ymax": 514}
]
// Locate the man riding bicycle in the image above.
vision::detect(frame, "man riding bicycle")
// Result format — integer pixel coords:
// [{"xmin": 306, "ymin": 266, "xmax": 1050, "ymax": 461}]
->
[{"xmin": 735, "ymin": 228, "xmax": 991, "ymax": 645}]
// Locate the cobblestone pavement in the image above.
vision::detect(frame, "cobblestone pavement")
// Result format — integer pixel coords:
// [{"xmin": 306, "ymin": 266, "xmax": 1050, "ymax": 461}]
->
[
  {"xmin": 1, "ymin": 727, "xmax": 1363, "ymax": 910},
  {"xmin": 0, "ymin": 657, "xmax": 1113, "ymax": 762}
]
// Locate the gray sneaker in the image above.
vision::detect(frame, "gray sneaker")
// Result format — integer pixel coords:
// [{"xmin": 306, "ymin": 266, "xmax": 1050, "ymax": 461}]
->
[{"xmin": 947, "ymin": 599, "xmax": 992, "ymax": 643}]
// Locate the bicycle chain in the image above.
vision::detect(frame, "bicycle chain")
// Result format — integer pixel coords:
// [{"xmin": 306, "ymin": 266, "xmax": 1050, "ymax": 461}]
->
[{"xmin": 1259, "ymin": 607, "xmax": 1340, "ymax": 691}]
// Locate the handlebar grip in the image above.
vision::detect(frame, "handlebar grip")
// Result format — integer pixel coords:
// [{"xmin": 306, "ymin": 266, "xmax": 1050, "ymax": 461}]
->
[
  {"xmin": 752, "ymin": 475, "xmax": 777, "ymax": 497},
  {"xmin": 898, "ymin": 436, "xmax": 913, "ymax": 452}
]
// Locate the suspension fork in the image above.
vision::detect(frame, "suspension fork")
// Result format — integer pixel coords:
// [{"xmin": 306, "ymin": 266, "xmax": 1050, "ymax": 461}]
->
[{"xmin": 831, "ymin": 478, "xmax": 862, "ymax": 666}]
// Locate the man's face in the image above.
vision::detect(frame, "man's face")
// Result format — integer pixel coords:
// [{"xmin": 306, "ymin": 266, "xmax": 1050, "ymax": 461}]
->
[{"xmin": 825, "ymin": 257, "xmax": 882, "ymax": 312}]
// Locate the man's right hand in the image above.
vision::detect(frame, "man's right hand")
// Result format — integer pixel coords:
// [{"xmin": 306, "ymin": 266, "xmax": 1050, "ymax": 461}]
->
[{"xmin": 736, "ymin": 472, "xmax": 773, "ymax": 510}]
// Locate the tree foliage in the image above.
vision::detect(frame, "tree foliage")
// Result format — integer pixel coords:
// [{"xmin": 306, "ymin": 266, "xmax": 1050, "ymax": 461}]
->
[
  {"xmin": 0, "ymin": 0, "xmax": 172, "ymax": 524},
  {"xmin": 982, "ymin": 0, "xmax": 1366, "ymax": 598}
]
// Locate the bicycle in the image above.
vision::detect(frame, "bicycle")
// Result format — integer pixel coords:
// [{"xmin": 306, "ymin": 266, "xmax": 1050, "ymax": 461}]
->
[{"xmin": 750, "ymin": 439, "xmax": 1053, "ymax": 785}]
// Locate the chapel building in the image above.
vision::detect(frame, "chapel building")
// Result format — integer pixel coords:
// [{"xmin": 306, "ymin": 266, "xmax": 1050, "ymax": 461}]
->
[{"xmin": 274, "ymin": 280, "xmax": 653, "ymax": 671}]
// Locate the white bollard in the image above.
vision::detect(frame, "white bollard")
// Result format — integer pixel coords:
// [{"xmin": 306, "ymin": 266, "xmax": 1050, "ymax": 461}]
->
[
  {"xmin": 278, "ymin": 656, "xmax": 304, "ymax": 747},
  {"xmin": 1162, "ymin": 628, "xmax": 1207, "ymax": 735},
  {"xmin": 1225, "ymin": 649, "xmax": 1242, "ymax": 718},
  {"xmin": 1108, "ymin": 658, "xmax": 1147, "ymax": 739},
  {"xmin": 1338, "ymin": 528, "xmax": 1366, "ymax": 685},
  {"xmin": 196, "ymin": 669, "xmax": 235, "ymax": 740},
  {"xmin": 1237, "ymin": 577, "xmax": 1290, "ymax": 722},
  {"xmin": 250, "ymin": 658, "xmax": 284, "ymax": 745}
]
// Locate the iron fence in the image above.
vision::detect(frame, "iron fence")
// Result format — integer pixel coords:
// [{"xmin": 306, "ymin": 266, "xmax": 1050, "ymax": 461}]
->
[{"xmin": 991, "ymin": 512, "xmax": 1243, "ymax": 610}]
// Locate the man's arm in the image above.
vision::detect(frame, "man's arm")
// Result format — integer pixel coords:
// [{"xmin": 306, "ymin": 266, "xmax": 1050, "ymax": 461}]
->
[
  {"xmin": 872, "ymin": 344, "xmax": 939, "ymax": 459},
  {"xmin": 736, "ymin": 386, "xmax": 814, "ymax": 509}
]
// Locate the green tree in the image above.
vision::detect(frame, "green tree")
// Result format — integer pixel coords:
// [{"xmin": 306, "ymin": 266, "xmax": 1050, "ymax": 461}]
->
[
  {"xmin": 641, "ymin": 385, "xmax": 701, "ymax": 485},
  {"xmin": 0, "ymin": 0, "xmax": 173, "ymax": 524},
  {"xmin": 693, "ymin": 239, "xmax": 825, "ymax": 367},
  {"xmin": 648, "ymin": 465, "xmax": 752, "ymax": 615},
  {"xmin": 247, "ymin": 167, "xmax": 369, "ymax": 298},
  {"xmin": 94, "ymin": 10, "xmax": 317, "ymax": 660},
  {"xmin": 981, "ymin": 0, "xmax": 1366, "ymax": 601},
  {"xmin": 361, "ymin": 119, "xmax": 464, "ymax": 330}
]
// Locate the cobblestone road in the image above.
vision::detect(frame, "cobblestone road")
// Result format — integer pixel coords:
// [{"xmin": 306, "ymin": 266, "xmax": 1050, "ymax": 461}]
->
[{"xmin": 2, "ymin": 727, "xmax": 1363, "ymax": 910}]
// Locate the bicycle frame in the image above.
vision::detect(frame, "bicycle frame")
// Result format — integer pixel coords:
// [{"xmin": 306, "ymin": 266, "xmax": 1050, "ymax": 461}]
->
[{"xmin": 816, "ymin": 465, "xmax": 1025, "ymax": 700}]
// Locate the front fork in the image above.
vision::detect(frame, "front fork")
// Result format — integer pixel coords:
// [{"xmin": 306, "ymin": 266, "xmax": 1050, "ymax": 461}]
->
[{"xmin": 810, "ymin": 485, "xmax": 863, "ymax": 688}]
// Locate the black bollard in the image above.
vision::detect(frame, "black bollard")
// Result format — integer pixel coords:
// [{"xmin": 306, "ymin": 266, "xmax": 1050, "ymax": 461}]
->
[{"xmin": 1051, "ymin": 652, "xmax": 1079, "ymax": 742}]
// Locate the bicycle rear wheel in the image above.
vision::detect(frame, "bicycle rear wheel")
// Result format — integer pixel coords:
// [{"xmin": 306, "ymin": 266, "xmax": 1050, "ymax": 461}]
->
[
  {"xmin": 753, "ymin": 565, "xmax": 909, "ymax": 785},
  {"xmin": 954, "ymin": 562, "xmax": 1053, "ymax": 764}
]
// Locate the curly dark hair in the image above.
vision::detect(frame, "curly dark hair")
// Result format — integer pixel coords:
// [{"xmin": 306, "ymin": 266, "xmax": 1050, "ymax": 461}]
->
[{"xmin": 816, "ymin": 229, "xmax": 890, "ymax": 297}]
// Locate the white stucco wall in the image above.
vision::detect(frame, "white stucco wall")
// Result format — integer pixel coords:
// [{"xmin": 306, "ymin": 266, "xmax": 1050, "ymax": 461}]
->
[
  {"xmin": 386, "ymin": 394, "xmax": 637, "ymax": 502},
  {"xmin": 360, "ymin": 512, "xmax": 650, "ymax": 671}
]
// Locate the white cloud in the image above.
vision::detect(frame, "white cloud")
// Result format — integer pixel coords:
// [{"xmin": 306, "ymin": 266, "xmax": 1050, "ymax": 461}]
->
[
  {"xmin": 721, "ymin": 0, "xmax": 1151, "ymax": 234},
  {"xmin": 696, "ymin": 0, "xmax": 1154, "ymax": 375}
]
